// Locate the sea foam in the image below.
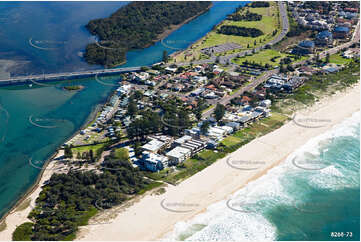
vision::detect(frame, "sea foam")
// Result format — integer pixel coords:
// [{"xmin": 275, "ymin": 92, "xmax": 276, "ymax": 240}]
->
[{"xmin": 164, "ymin": 112, "xmax": 360, "ymax": 241}]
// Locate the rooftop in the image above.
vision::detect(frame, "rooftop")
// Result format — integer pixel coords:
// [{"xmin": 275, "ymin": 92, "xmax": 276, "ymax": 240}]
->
[
  {"xmin": 142, "ymin": 139, "xmax": 164, "ymax": 153},
  {"xmin": 166, "ymin": 146, "xmax": 191, "ymax": 159},
  {"xmin": 334, "ymin": 26, "xmax": 350, "ymax": 32}
]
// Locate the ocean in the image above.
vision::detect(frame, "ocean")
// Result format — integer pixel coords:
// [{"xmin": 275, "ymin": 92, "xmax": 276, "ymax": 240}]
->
[
  {"xmin": 0, "ymin": 1, "xmax": 244, "ymax": 220},
  {"xmin": 166, "ymin": 112, "xmax": 360, "ymax": 241}
]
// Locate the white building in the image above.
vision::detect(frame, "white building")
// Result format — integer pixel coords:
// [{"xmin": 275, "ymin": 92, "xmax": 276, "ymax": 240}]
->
[
  {"xmin": 174, "ymin": 135, "xmax": 192, "ymax": 146},
  {"xmin": 207, "ymin": 126, "xmax": 228, "ymax": 140},
  {"xmin": 166, "ymin": 146, "xmax": 192, "ymax": 165},
  {"xmin": 181, "ymin": 139, "xmax": 206, "ymax": 155},
  {"xmin": 116, "ymin": 84, "xmax": 132, "ymax": 96},
  {"xmin": 142, "ymin": 152, "xmax": 168, "ymax": 172},
  {"xmin": 133, "ymin": 72, "xmax": 150, "ymax": 81},
  {"xmin": 259, "ymin": 99, "xmax": 272, "ymax": 108},
  {"xmin": 142, "ymin": 139, "xmax": 165, "ymax": 153}
]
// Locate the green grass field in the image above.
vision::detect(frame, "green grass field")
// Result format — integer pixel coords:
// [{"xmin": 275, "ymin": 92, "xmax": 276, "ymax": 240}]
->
[
  {"xmin": 233, "ymin": 49, "xmax": 287, "ymax": 66},
  {"xmin": 232, "ymin": 49, "xmax": 308, "ymax": 67},
  {"xmin": 72, "ymin": 143, "xmax": 109, "ymax": 160},
  {"xmin": 323, "ymin": 54, "xmax": 352, "ymax": 65},
  {"xmin": 172, "ymin": 2, "xmax": 281, "ymax": 63},
  {"xmin": 113, "ymin": 147, "xmax": 129, "ymax": 160},
  {"xmin": 72, "ymin": 143, "xmax": 106, "ymax": 154},
  {"xmin": 221, "ymin": 136, "xmax": 242, "ymax": 147}
]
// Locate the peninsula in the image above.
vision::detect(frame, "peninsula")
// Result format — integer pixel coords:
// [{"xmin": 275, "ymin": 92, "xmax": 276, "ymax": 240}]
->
[{"xmin": 84, "ymin": 1, "xmax": 212, "ymax": 67}]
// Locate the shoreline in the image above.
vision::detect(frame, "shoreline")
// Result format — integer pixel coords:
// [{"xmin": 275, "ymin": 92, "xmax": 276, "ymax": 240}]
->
[
  {"xmin": 0, "ymin": 89, "xmax": 107, "ymax": 234},
  {"xmin": 0, "ymin": 83, "xmax": 359, "ymax": 240},
  {"xmin": 154, "ymin": 3, "xmax": 213, "ymax": 44},
  {"xmin": 108, "ymin": 3, "xmax": 213, "ymax": 68},
  {"xmin": 74, "ymin": 83, "xmax": 359, "ymax": 241}
]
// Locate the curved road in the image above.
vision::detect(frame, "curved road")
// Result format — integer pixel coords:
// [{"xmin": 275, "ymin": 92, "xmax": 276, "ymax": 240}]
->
[
  {"xmin": 177, "ymin": 1, "xmax": 289, "ymax": 66},
  {"xmin": 201, "ymin": 1, "xmax": 289, "ymax": 118}
]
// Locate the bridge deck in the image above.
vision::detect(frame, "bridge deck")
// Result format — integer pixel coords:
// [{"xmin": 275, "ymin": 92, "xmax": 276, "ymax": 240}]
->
[{"xmin": 0, "ymin": 67, "xmax": 142, "ymax": 87}]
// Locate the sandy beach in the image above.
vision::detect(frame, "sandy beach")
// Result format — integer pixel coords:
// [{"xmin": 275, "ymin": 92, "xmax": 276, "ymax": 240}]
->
[
  {"xmin": 0, "ymin": 84, "xmax": 359, "ymax": 241},
  {"xmin": 0, "ymin": 151, "xmax": 66, "ymax": 241},
  {"xmin": 74, "ymin": 84, "xmax": 359, "ymax": 241}
]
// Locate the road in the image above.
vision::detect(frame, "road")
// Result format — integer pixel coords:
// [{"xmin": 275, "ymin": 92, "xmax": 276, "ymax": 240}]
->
[
  {"xmin": 176, "ymin": 1, "xmax": 290, "ymax": 66},
  {"xmin": 200, "ymin": 1, "xmax": 289, "ymax": 118},
  {"xmin": 202, "ymin": 70, "xmax": 277, "ymax": 118},
  {"xmin": 202, "ymin": 18, "xmax": 360, "ymax": 119}
]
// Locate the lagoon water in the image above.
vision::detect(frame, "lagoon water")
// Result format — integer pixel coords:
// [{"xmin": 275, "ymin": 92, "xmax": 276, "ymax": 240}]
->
[
  {"xmin": 0, "ymin": 1, "xmax": 244, "ymax": 220},
  {"xmin": 166, "ymin": 112, "xmax": 360, "ymax": 241}
]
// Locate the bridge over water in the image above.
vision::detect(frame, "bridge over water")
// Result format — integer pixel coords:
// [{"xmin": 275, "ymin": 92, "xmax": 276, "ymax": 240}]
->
[{"xmin": 0, "ymin": 66, "xmax": 143, "ymax": 87}]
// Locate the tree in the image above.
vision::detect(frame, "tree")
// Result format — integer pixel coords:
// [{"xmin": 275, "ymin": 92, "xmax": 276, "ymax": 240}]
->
[
  {"xmin": 140, "ymin": 66, "xmax": 149, "ymax": 71},
  {"xmin": 134, "ymin": 142, "xmax": 142, "ymax": 157},
  {"xmin": 132, "ymin": 90, "xmax": 143, "ymax": 100},
  {"xmin": 315, "ymin": 53, "xmax": 321, "ymax": 63},
  {"xmin": 162, "ymin": 50, "xmax": 169, "ymax": 63},
  {"xmin": 195, "ymin": 109, "xmax": 202, "ymax": 121},
  {"xmin": 287, "ymin": 64, "xmax": 295, "ymax": 72},
  {"xmin": 279, "ymin": 63, "xmax": 286, "ymax": 73},
  {"xmin": 127, "ymin": 99, "xmax": 138, "ymax": 117},
  {"xmin": 64, "ymin": 145, "xmax": 73, "ymax": 159},
  {"xmin": 215, "ymin": 56, "xmax": 220, "ymax": 63},
  {"xmin": 200, "ymin": 121, "xmax": 210, "ymax": 134},
  {"xmin": 214, "ymin": 103, "xmax": 225, "ymax": 122},
  {"xmin": 325, "ymin": 53, "xmax": 330, "ymax": 63},
  {"xmin": 89, "ymin": 150, "xmax": 95, "ymax": 163},
  {"xmin": 176, "ymin": 66, "xmax": 185, "ymax": 73}
]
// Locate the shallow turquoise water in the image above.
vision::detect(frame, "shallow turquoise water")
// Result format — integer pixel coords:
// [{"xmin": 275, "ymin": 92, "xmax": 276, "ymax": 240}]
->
[
  {"xmin": 0, "ymin": 1, "xmax": 244, "ymax": 219},
  {"xmin": 167, "ymin": 113, "xmax": 360, "ymax": 241}
]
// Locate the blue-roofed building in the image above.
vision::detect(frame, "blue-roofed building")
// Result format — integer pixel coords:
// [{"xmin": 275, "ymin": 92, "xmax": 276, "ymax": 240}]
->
[
  {"xmin": 315, "ymin": 31, "xmax": 333, "ymax": 46},
  {"xmin": 292, "ymin": 40, "xmax": 315, "ymax": 55},
  {"xmin": 333, "ymin": 26, "xmax": 350, "ymax": 39}
]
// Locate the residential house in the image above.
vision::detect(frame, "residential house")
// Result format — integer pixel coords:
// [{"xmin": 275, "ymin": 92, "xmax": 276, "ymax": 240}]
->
[
  {"xmin": 333, "ymin": 26, "xmax": 350, "ymax": 39},
  {"xmin": 292, "ymin": 40, "xmax": 315, "ymax": 55},
  {"xmin": 315, "ymin": 30, "xmax": 333, "ymax": 46}
]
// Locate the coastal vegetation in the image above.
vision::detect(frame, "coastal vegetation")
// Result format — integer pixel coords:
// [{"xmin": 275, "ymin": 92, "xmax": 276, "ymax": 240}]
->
[
  {"xmin": 12, "ymin": 150, "xmax": 158, "ymax": 240},
  {"xmin": 217, "ymin": 25, "xmax": 264, "ymax": 37},
  {"xmin": 63, "ymin": 85, "xmax": 84, "ymax": 91},
  {"xmin": 12, "ymin": 222, "xmax": 33, "ymax": 241},
  {"xmin": 14, "ymin": 198, "xmax": 31, "ymax": 212},
  {"xmin": 227, "ymin": 10, "xmax": 262, "ymax": 22},
  {"xmin": 84, "ymin": 1, "xmax": 212, "ymax": 67},
  {"xmin": 270, "ymin": 60, "xmax": 360, "ymax": 112},
  {"xmin": 249, "ymin": 2, "xmax": 270, "ymax": 8},
  {"xmin": 0, "ymin": 221, "xmax": 6, "ymax": 232}
]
